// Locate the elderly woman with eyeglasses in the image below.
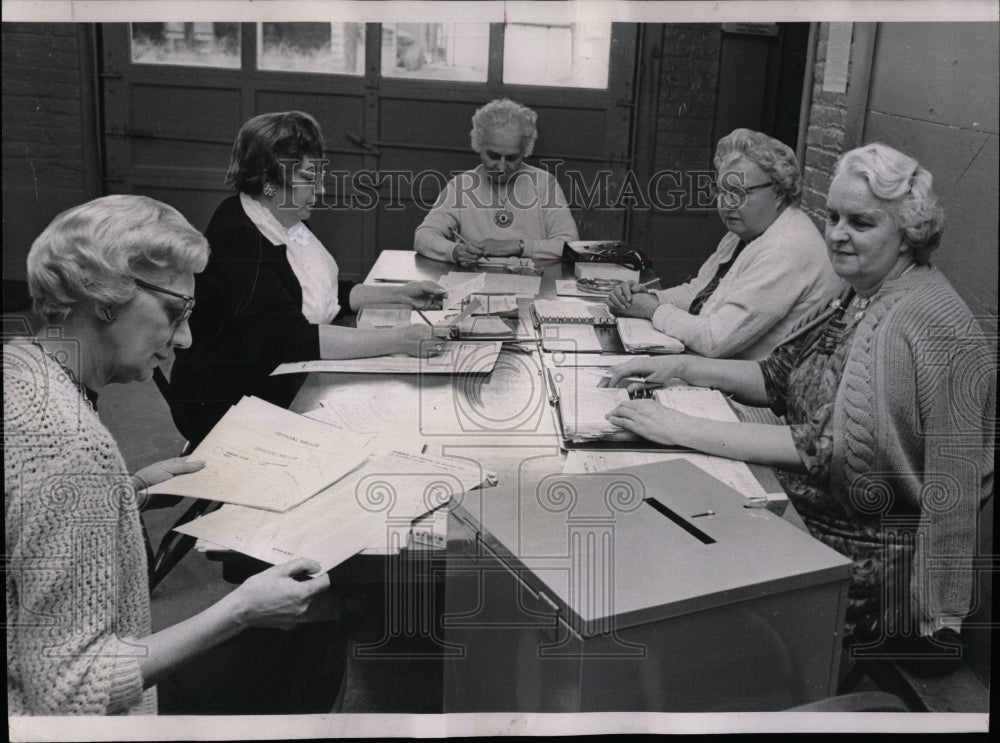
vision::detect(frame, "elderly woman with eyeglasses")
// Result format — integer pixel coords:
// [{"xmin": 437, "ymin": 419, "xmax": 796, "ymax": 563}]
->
[
  {"xmin": 4, "ymin": 195, "xmax": 334, "ymax": 715},
  {"xmin": 607, "ymin": 128, "xmax": 840, "ymax": 360},
  {"xmin": 169, "ymin": 111, "xmax": 446, "ymax": 447},
  {"xmin": 414, "ymin": 98, "xmax": 579, "ymax": 267},
  {"xmin": 603, "ymin": 144, "xmax": 995, "ymax": 658}
]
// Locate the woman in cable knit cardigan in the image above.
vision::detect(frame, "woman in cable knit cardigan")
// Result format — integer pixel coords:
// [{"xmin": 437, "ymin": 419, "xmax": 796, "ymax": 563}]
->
[
  {"xmin": 603, "ymin": 144, "xmax": 994, "ymax": 658},
  {"xmin": 4, "ymin": 195, "xmax": 331, "ymax": 715}
]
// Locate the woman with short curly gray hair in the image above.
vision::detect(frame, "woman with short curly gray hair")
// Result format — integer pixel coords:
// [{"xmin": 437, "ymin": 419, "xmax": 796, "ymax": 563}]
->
[
  {"xmin": 714, "ymin": 127, "xmax": 803, "ymax": 205},
  {"xmin": 27, "ymin": 194, "xmax": 209, "ymax": 323},
  {"xmin": 470, "ymin": 98, "xmax": 539, "ymax": 158},
  {"xmin": 415, "ymin": 97, "xmax": 578, "ymax": 266},
  {"xmin": 608, "ymin": 128, "xmax": 839, "ymax": 360},
  {"xmin": 6, "ymin": 195, "xmax": 335, "ymax": 715}
]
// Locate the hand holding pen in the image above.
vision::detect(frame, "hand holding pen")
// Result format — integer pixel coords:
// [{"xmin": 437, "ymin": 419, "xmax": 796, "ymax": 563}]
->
[
  {"xmin": 599, "ymin": 356, "xmax": 686, "ymax": 392},
  {"xmin": 451, "ymin": 229, "xmax": 486, "ymax": 267}
]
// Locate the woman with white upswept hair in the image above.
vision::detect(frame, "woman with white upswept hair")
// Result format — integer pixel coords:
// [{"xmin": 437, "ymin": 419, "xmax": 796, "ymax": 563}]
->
[
  {"xmin": 414, "ymin": 97, "xmax": 579, "ymax": 266},
  {"xmin": 604, "ymin": 143, "xmax": 995, "ymax": 661}
]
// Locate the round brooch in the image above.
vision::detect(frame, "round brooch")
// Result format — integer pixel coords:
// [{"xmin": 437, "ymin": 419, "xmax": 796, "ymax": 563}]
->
[{"xmin": 494, "ymin": 208, "xmax": 513, "ymax": 228}]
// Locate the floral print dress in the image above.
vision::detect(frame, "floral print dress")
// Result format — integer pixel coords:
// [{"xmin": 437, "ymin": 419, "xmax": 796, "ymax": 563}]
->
[{"xmin": 759, "ymin": 296, "xmax": 918, "ymax": 643}]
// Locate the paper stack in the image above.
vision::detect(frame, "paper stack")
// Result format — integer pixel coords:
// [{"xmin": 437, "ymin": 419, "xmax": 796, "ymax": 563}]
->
[{"xmin": 616, "ymin": 318, "xmax": 684, "ymax": 354}]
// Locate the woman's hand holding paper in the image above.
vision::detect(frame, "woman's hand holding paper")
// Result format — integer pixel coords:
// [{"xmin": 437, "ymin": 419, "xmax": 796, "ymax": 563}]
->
[{"xmin": 227, "ymin": 558, "xmax": 331, "ymax": 630}]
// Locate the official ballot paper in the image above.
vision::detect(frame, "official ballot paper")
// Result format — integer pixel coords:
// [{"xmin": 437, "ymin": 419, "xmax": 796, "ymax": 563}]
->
[
  {"xmin": 175, "ymin": 450, "xmax": 495, "ymax": 572},
  {"xmin": 440, "ymin": 270, "xmax": 542, "ymax": 304},
  {"xmin": 270, "ymin": 341, "xmax": 503, "ymax": 375},
  {"xmin": 145, "ymin": 396, "xmax": 370, "ymax": 512},
  {"xmin": 557, "ymin": 384, "xmax": 739, "ymax": 443}
]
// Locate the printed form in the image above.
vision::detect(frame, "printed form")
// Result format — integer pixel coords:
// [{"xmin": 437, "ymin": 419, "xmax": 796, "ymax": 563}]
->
[
  {"xmin": 176, "ymin": 450, "xmax": 494, "ymax": 572},
  {"xmin": 145, "ymin": 396, "xmax": 370, "ymax": 512}
]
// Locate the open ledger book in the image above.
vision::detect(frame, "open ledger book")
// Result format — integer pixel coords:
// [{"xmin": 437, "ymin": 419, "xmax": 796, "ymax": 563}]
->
[
  {"xmin": 556, "ymin": 384, "xmax": 739, "ymax": 445},
  {"xmin": 144, "ymin": 396, "xmax": 370, "ymax": 512},
  {"xmin": 175, "ymin": 450, "xmax": 496, "ymax": 572}
]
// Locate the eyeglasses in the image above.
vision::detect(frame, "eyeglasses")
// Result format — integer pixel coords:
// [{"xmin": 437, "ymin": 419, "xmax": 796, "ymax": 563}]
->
[
  {"xmin": 586, "ymin": 242, "xmax": 651, "ymax": 272},
  {"xmin": 710, "ymin": 180, "xmax": 775, "ymax": 207},
  {"xmin": 133, "ymin": 277, "xmax": 195, "ymax": 330}
]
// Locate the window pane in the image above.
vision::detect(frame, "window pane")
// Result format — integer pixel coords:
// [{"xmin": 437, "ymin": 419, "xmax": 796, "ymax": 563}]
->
[
  {"xmin": 130, "ymin": 23, "xmax": 240, "ymax": 68},
  {"xmin": 258, "ymin": 22, "xmax": 365, "ymax": 75},
  {"xmin": 381, "ymin": 23, "xmax": 488, "ymax": 82},
  {"xmin": 503, "ymin": 22, "xmax": 611, "ymax": 88}
]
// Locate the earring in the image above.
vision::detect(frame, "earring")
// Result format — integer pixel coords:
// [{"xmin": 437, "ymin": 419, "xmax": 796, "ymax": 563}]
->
[
  {"xmin": 262, "ymin": 182, "xmax": 276, "ymax": 198},
  {"xmin": 98, "ymin": 306, "xmax": 116, "ymax": 323}
]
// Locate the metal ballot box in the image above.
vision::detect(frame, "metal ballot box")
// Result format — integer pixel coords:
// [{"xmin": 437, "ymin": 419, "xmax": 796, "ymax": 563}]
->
[{"xmin": 442, "ymin": 459, "xmax": 852, "ymax": 712}]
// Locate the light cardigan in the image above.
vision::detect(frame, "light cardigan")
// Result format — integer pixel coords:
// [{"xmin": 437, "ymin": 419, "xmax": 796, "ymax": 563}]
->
[
  {"xmin": 4, "ymin": 343, "xmax": 155, "ymax": 715},
  {"xmin": 414, "ymin": 164, "xmax": 579, "ymax": 263},
  {"xmin": 651, "ymin": 205, "xmax": 840, "ymax": 360},
  {"xmin": 779, "ymin": 266, "xmax": 995, "ymax": 635}
]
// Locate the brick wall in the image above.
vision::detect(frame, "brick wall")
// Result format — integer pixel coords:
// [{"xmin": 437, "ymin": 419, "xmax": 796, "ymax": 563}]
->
[
  {"xmin": 2, "ymin": 23, "xmax": 92, "ymax": 284},
  {"xmin": 799, "ymin": 24, "xmax": 850, "ymax": 230}
]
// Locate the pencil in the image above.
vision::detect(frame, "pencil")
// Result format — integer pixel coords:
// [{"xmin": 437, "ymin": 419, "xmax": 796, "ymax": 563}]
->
[
  {"xmin": 415, "ymin": 309, "xmax": 433, "ymax": 326},
  {"xmin": 638, "ymin": 278, "xmax": 661, "ymax": 289},
  {"xmin": 454, "ymin": 231, "xmax": 490, "ymax": 261}
]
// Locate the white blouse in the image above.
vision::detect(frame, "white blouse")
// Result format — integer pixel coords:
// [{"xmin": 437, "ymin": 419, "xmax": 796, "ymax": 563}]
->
[{"xmin": 240, "ymin": 192, "xmax": 341, "ymax": 323}]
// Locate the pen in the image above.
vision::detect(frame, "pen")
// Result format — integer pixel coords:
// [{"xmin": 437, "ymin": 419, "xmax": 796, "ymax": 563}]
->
[
  {"xmin": 373, "ymin": 278, "xmax": 410, "ymax": 283},
  {"xmin": 600, "ymin": 371, "xmax": 663, "ymax": 387},
  {"xmin": 454, "ymin": 230, "xmax": 490, "ymax": 262},
  {"xmin": 545, "ymin": 367, "xmax": 560, "ymax": 405}
]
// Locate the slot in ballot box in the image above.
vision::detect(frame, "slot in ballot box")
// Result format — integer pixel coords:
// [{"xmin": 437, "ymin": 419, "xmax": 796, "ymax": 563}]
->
[{"xmin": 442, "ymin": 459, "xmax": 852, "ymax": 712}]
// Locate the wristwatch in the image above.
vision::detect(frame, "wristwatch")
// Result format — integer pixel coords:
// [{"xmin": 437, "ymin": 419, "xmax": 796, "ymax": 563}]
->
[{"xmin": 517, "ymin": 239, "xmax": 526, "ymax": 258}]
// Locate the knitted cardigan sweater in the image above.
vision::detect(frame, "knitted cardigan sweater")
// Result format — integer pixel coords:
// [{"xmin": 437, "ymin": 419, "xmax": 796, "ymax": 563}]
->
[
  {"xmin": 5, "ymin": 343, "xmax": 155, "ymax": 715},
  {"xmin": 778, "ymin": 266, "xmax": 995, "ymax": 634}
]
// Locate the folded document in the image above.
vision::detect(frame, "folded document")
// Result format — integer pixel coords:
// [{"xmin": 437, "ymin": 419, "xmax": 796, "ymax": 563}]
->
[
  {"xmin": 175, "ymin": 450, "xmax": 496, "ymax": 572},
  {"xmin": 144, "ymin": 396, "xmax": 369, "ymax": 512}
]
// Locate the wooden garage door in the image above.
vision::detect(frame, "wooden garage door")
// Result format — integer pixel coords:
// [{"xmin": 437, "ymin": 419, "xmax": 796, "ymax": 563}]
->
[{"xmin": 101, "ymin": 22, "xmax": 637, "ymax": 281}]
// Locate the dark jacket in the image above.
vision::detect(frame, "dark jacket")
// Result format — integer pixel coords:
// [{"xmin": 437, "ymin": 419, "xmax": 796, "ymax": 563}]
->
[{"xmin": 168, "ymin": 195, "xmax": 352, "ymax": 445}]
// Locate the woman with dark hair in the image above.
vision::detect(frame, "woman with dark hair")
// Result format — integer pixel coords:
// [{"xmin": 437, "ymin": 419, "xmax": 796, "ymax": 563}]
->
[
  {"xmin": 607, "ymin": 128, "xmax": 840, "ymax": 360},
  {"xmin": 170, "ymin": 111, "xmax": 445, "ymax": 445}
]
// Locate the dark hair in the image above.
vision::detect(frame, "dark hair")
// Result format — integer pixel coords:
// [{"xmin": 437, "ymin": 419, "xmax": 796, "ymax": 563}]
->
[{"xmin": 225, "ymin": 111, "xmax": 325, "ymax": 195}]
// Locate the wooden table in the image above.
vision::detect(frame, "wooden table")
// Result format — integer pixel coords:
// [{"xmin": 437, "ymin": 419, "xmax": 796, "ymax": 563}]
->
[{"xmin": 287, "ymin": 250, "xmax": 848, "ymax": 712}]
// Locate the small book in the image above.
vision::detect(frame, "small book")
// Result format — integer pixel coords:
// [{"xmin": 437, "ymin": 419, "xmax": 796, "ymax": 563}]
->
[
  {"xmin": 531, "ymin": 299, "xmax": 615, "ymax": 326},
  {"xmin": 539, "ymin": 323, "xmax": 605, "ymax": 353},
  {"xmin": 616, "ymin": 318, "xmax": 684, "ymax": 354}
]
